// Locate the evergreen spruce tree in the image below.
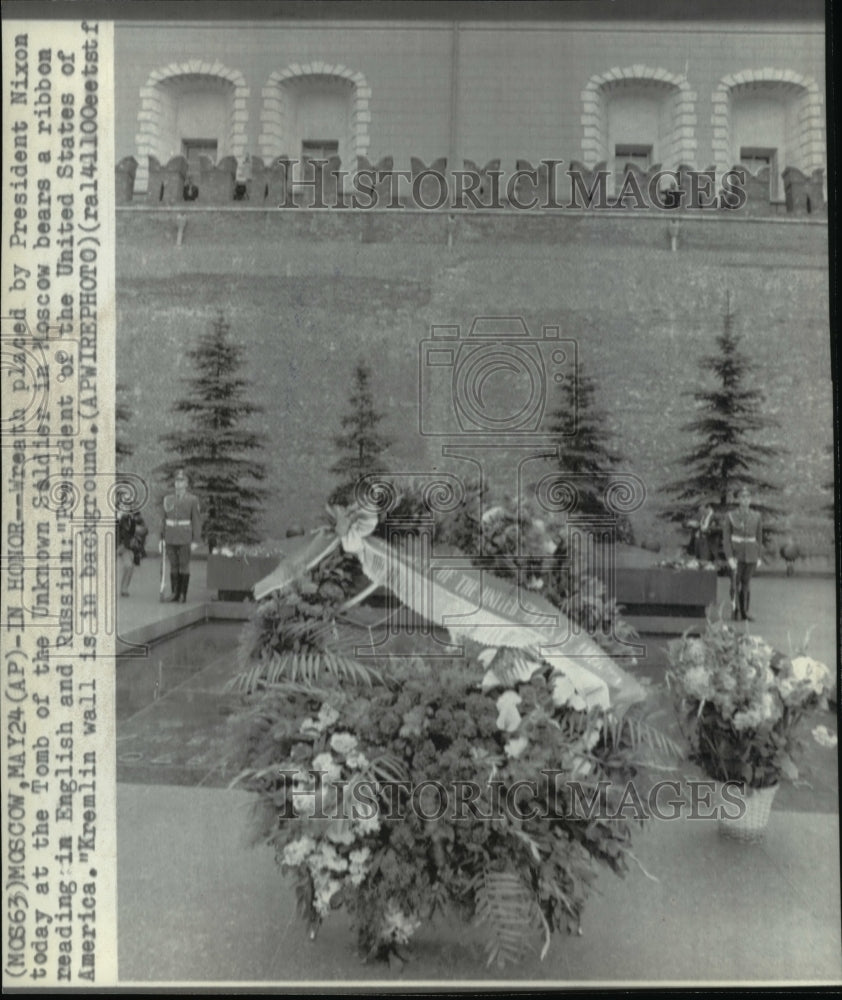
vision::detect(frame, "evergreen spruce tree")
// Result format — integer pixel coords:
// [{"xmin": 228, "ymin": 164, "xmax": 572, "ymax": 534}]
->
[
  {"xmin": 116, "ymin": 381, "xmax": 134, "ymax": 469},
  {"xmin": 544, "ymin": 361, "xmax": 627, "ymax": 523},
  {"xmin": 159, "ymin": 312, "xmax": 268, "ymax": 547},
  {"xmin": 329, "ymin": 361, "xmax": 391, "ymax": 506},
  {"xmin": 662, "ymin": 297, "xmax": 782, "ymax": 523}
]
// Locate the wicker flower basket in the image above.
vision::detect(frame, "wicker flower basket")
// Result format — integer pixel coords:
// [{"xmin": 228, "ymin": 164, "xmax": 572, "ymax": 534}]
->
[{"xmin": 717, "ymin": 783, "xmax": 779, "ymax": 843}]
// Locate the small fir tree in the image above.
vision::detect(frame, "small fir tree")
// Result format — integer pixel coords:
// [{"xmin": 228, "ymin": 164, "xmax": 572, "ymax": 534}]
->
[
  {"xmin": 544, "ymin": 361, "xmax": 627, "ymax": 522},
  {"xmin": 159, "ymin": 312, "xmax": 268, "ymax": 547},
  {"xmin": 329, "ymin": 361, "xmax": 391, "ymax": 506},
  {"xmin": 662, "ymin": 296, "xmax": 782, "ymax": 523}
]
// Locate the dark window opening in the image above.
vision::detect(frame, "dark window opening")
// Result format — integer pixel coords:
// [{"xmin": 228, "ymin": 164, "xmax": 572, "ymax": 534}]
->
[
  {"xmin": 740, "ymin": 146, "xmax": 778, "ymax": 200},
  {"xmin": 302, "ymin": 139, "xmax": 339, "ymax": 163},
  {"xmin": 182, "ymin": 138, "xmax": 218, "ymax": 174},
  {"xmin": 615, "ymin": 143, "xmax": 653, "ymax": 172}
]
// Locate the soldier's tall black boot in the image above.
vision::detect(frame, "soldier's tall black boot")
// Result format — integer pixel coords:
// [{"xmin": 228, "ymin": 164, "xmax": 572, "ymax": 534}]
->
[
  {"xmin": 169, "ymin": 573, "xmax": 180, "ymax": 602},
  {"xmin": 179, "ymin": 574, "xmax": 190, "ymax": 603}
]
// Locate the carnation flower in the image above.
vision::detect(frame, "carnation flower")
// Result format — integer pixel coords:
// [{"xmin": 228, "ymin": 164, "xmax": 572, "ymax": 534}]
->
[
  {"xmin": 504, "ymin": 735, "xmax": 529, "ymax": 759},
  {"xmin": 791, "ymin": 656, "xmax": 830, "ymax": 695},
  {"xmin": 326, "ymin": 820, "xmax": 356, "ymax": 845},
  {"xmin": 550, "ymin": 672, "xmax": 591, "ymax": 710},
  {"xmin": 495, "ymin": 691, "xmax": 522, "ymax": 732},
  {"xmin": 312, "ymin": 751, "xmax": 342, "ymax": 781},
  {"xmin": 684, "ymin": 665, "xmax": 716, "ymax": 701},
  {"xmin": 329, "ymin": 731, "xmax": 358, "ymax": 755},
  {"xmin": 313, "ymin": 877, "xmax": 343, "ymax": 916},
  {"xmin": 317, "ymin": 704, "xmax": 340, "ymax": 729},
  {"xmin": 346, "ymin": 749, "xmax": 371, "ymax": 771},
  {"xmin": 399, "ymin": 706, "xmax": 427, "ymax": 737},
  {"xmin": 812, "ymin": 725, "xmax": 838, "ymax": 749},
  {"xmin": 282, "ymin": 836, "xmax": 316, "ymax": 867},
  {"xmin": 777, "ymin": 675, "xmax": 799, "ymax": 702},
  {"xmin": 381, "ymin": 902, "xmax": 421, "ymax": 945},
  {"xmin": 683, "ymin": 638, "xmax": 707, "ymax": 666},
  {"xmin": 550, "ymin": 673, "xmax": 576, "ymax": 707},
  {"xmin": 745, "ymin": 635, "xmax": 775, "ymax": 662},
  {"xmin": 300, "ymin": 703, "xmax": 341, "ymax": 735},
  {"xmin": 308, "ymin": 843, "xmax": 348, "ymax": 874},
  {"xmin": 348, "ymin": 847, "xmax": 371, "ymax": 886}
]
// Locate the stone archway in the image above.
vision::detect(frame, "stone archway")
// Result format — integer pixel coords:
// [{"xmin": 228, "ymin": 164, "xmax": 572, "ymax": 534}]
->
[
  {"xmin": 135, "ymin": 59, "xmax": 249, "ymax": 193},
  {"xmin": 581, "ymin": 66, "xmax": 697, "ymax": 169},
  {"xmin": 710, "ymin": 69, "xmax": 825, "ymax": 182},
  {"xmin": 258, "ymin": 63, "xmax": 371, "ymax": 168}
]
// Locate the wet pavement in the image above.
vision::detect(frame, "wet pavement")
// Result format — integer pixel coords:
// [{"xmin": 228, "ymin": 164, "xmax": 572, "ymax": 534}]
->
[
  {"xmin": 114, "ymin": 560, "xmax": 840, "ymax": 984},
  {"xmin": 115, "ymin": 560, "xmax": 838, "ymax": 809},
  {"xmin": 117, "ymin": 783, "xmax": 841, "ymax": 985}
]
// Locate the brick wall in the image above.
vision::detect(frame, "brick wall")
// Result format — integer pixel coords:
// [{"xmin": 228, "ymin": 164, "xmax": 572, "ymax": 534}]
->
[
  {"xmin": 115, "ymin": 208, "xmax": 833, "ymax": 544},
  {"xmin": 115, "ymin": 20, "xmax": 825, "ymax": 185}
]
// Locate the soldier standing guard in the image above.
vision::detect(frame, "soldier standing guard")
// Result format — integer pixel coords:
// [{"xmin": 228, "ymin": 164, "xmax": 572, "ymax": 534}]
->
[
  {"xmin": 160, "ymin": 469, "xmax": 202, "ymax": 602},
  {"xmin": 722, "ymin": 486, "xmax": 763, "ymax": 621}
]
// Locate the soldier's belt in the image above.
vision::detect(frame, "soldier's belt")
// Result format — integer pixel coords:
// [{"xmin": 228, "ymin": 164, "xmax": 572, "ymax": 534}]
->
[
  {"xmin": 730, "ymin": 535, "xmax": 755, "ymax": 543},
  {"xmin": 165, "ymin": 519, "xmax": 192, "ymax": 527}
]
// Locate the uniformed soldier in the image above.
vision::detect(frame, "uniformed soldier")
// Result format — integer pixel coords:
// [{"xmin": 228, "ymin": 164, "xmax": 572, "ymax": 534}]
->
[
  {"xmin": 160, "ymin": 469, "xmax": 202, "ymax": 602},
  {"xmin": 722, "ymin": 486, "xmax": 763, "ymax": 621}
]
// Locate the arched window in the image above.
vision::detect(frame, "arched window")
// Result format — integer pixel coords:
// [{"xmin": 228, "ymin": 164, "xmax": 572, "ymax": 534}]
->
[
  {"xmin": 135, "ymin": 60, "xmax": 249, "ymax": 193},
  {"xmin": 259, "ymin": 63, "xmax": 371, "ymax": 182},
  {"xmin": 581, "ymin": 67, "xmax": 696, "ymax": 189},
  {"xmin": 711, "ymin": 70, "xmax": 825, "ymax": 200}
]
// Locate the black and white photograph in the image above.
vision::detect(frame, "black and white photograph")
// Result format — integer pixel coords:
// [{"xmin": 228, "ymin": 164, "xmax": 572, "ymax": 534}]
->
[{"xmin": 2, "ymin": 0, "xmax": 839, "ymax": 990}]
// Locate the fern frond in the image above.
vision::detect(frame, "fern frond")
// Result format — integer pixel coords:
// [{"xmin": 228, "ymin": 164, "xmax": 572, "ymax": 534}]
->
[
  {"xmin": 224, "ymin": 651, "xmax": 384, "ymax": 693},
  {"xmin": 601, "ymin": 705, "xmax": 683, "ymax": 763},
  {"xmin": 369, "ymin": 752, "xmax": 411, "ymax": 785},
  {"xmin": 473, "ymin": 867, "xmax": 544, "ymax": 969}
]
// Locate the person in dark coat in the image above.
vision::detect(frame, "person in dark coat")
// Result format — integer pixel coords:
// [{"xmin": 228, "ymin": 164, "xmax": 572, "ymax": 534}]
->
[
  {"xmin": 133, "ymin": 511, "xmax": 149, "ymax": 559},
  {"xmin": 160, "ymin": 469, "xmax": 202, "ymax": 602},
  {"xmin": 722, "ymin": 486, "xmax": 763, "ymax": 621},
  {"xmin": 686, "ymin": 501, "xmax": 716, "ymax": 561},
  {"xmin": 117, "ymin": 510, "xmax": 140, "ymax": 597}
]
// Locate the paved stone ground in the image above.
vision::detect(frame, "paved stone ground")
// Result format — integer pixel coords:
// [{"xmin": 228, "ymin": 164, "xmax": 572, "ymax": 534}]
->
[
  {"xmin": 113, "ymin": 558, "xmax": 840, "ymax": 985},
  {"xmin": 116, "ymin": 784, "xmax": 841, "ymax": 985},
  {"xmin": 116, "ymin": 558, "xmax": 838, "ymax": 807}
]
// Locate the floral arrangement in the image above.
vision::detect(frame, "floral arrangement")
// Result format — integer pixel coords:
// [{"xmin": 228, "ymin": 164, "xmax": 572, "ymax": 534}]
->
[
  {"xmin": 657, "ymin": 555, "xmax": 717, "ymax": 571},
  {"xmin": 214, "ymin": 539, "xmax": 288, "ymax": 558},
  {"xmin": 225, "ymin": 498, "xmax": 677, "ymax": 969},
  {"xmin": 666, "ymin": 614, "xmax": 835, "ymax": 789},
  {"xmin": 227, "ymin": 648, "xmax": 675, "ymax": 969},
  {"xmin": 432, "ymin": 487, "xmax": 640, "ymax": 659}
]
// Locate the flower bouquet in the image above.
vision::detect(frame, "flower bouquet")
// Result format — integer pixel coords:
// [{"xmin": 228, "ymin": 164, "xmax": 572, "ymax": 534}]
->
[
  {"xmin": 228, "ymin": 648, "xmax": 677, "ymax": 969},
  {"xmin": 666, "ymin": 613, "xmax": 836, "ymax": 839},
  {"xmin": 225, "ymin": 502, "xmax": 678, "ymax": 969}
]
